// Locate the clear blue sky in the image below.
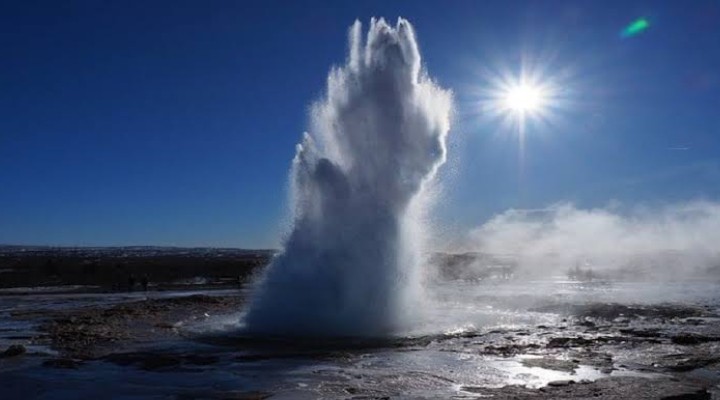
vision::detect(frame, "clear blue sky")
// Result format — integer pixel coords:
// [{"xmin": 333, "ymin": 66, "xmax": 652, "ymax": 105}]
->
[{"xmin": 1, "ymin": 0, "xmax": 719, "ymax": 248}]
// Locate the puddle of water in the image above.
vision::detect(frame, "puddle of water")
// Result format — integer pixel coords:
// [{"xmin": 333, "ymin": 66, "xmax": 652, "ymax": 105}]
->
[
  {"xmin": 482, "ymin": 355, "xmax": 663, "ymax": 390},
  {"xmin": 0, "ymin": 281, "xmax": 714, "ymax": 399}
]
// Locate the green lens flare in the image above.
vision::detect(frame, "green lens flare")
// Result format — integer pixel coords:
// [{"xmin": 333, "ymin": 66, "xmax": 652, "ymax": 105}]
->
[{"xmin": 621, "ymin": 18, "xmax": 649, "ymax": 38}]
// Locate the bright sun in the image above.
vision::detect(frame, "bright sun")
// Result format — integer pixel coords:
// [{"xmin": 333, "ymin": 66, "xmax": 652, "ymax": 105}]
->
[
  {"xmin": 480, "ymin": 69, "xmax": 561, "ymax": 134},
  {"xmin": 503, "ymin": 84, "xmax": 545, "ymax": 113}
]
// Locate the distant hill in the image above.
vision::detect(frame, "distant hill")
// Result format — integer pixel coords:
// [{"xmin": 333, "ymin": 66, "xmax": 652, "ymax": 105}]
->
[{"xmin": 0, "ymin": 245, "xmax": 276, "ymax": 258}]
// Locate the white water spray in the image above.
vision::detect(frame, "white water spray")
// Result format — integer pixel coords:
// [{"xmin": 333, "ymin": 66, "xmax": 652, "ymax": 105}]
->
[{"xmin": 244, "ymin": 18, "xmax": 452, "ymax": 337}]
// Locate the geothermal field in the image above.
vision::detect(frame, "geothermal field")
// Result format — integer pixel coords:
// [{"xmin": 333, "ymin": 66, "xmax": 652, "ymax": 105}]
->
[{"xmin": 2, "ymin": 14, "xmax": 720, "ymax": 400}]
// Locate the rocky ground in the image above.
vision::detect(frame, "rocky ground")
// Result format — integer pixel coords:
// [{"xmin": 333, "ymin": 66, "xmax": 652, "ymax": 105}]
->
[
  {"xmin": 2, "ymin": 293, "xmax": 718, "ymax": 399},
  {"xmin": 1, "ymin": 248, "xmax": 718, "ymax": 398},
  {"xmin": 455, "ymin": 302, "xmax": 720, "ymax": 399},
  {"xmin": 9, "ymin": 294, "xmax": 244, "ymax": 360}
]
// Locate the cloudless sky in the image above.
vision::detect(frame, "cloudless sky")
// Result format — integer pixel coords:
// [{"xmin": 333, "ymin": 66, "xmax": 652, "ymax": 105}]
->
[{"xmin": 1, "ymin": 0, "xmax": 719, "ymax": 248}]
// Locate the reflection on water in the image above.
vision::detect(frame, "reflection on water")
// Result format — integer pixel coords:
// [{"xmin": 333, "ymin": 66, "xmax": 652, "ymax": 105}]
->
[{"xmin": 0, "ymin": 280, "xmax": 717, "ymax": 398}]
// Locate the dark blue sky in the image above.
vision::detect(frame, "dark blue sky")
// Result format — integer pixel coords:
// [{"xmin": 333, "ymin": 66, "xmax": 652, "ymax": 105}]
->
[{"xmin": 2, "ymin": 0, "xmax": 719, "ymax": 247}]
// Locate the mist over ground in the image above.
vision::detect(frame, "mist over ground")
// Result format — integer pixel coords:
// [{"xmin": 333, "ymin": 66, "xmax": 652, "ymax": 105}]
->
[{"xmin": 454, "ymin": 201, "xmax": 720, "ymax": 280}]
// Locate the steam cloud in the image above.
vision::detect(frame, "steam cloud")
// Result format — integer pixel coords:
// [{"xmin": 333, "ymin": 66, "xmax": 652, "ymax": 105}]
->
[
  {"xmin": 245, "ymin": 18, "xmax": 452, "ymax": 336},
  {"xmin": 469, "ymin": 201, "xmax": 720, "ymax": 278}
]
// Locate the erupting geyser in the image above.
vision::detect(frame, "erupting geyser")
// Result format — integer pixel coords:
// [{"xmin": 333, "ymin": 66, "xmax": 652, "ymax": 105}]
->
[{"xmin": 244, "ymin": 18, "xmax": 452, "ymax": 336}]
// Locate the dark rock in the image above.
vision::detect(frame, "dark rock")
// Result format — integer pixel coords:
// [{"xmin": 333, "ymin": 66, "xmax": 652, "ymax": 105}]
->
[
  {"xmin": 547, "ymin": 336, "xmax": 593, "ymax": 347},
  {"xmin": 660, "ymin": 353, "xmax": 720, "ymax": 372},
  {"xmin": 201, "ymin": 390, "xmax": 273, "ymax": 399},
  {"xmin": 459, "ymin": 386, "xmax": 486, "ymax": 394},
  {"xmin": 579, "ymin": 319, "xmax": 596, "ymax": 328},
  {"xmin": 547, "ymin": 380, "xmax": 575, "ymax": 387},
  {"xmin": 671, "ymin": 333, "xmax": 720, "ymax": 345},
  {"xmin": 619, "ymin": 328, "xmax": 662, "ymax": 338},
  {"xmin": 140, "ymin": 355, "xmax": 181, "ymax": 370},
  {"xmin": 672, "ymin": 334, "xmax": 703, "ymax": 345},
  {"xmin": 0, "ymin": 344, "xmax": 26, "ymax": 358},
  {"xmin": 184, "ymin": 354, "xmax": 219, "ymax": 366},
  {"xmin": 103, "ymin": 352, "xmax": 182, "ymax": 370},
  {"xmin": 43, "ymin": 358, "xmax": 82, "ymax": 369},
  {"xmin": 660, "ymin": 389, "xmax": 711, "ymax": 399}
]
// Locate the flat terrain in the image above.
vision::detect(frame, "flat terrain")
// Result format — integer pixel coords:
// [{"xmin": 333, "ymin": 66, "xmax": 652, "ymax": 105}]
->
[
  {"xmin": 1, "ymin": 248, "xmax": 719, "ymax": 399},
  {"xmin": 0, "ymin": 246, "xmax": 272, "ymax": 291}
]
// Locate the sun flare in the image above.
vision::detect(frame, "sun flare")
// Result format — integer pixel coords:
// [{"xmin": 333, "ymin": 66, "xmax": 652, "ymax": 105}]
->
[
  {"xmin": 503, "ymin": 84, "xmax": 545, "ymax": 113},
  {"xmin": 477, "ymin": 67, "xmax": 566, "ymax": 163}
]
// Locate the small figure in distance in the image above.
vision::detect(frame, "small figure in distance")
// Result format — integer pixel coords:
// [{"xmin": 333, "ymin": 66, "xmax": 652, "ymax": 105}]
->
[
  {"xmin": 141, "ymin": 274, "xmax": 149, "ymax": 291},
  {"xmin": 127, "ymin": 273, "xmax": 136, "ymax": 292}
]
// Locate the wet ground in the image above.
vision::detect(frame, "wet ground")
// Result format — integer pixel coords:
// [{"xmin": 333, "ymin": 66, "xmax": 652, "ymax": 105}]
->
[{"xmin": 1, "ymin": 280, "xmax": 719, "ymax": 399}]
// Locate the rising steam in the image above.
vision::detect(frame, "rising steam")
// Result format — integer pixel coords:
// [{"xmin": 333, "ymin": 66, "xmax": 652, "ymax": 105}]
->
[
  {"xmin": 244, "ymin": 18, "xmax": 452, "ymax": 336},
  {"xmin": 469, "ymin": 201, "xmax": 720, "ymax": 279}
]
